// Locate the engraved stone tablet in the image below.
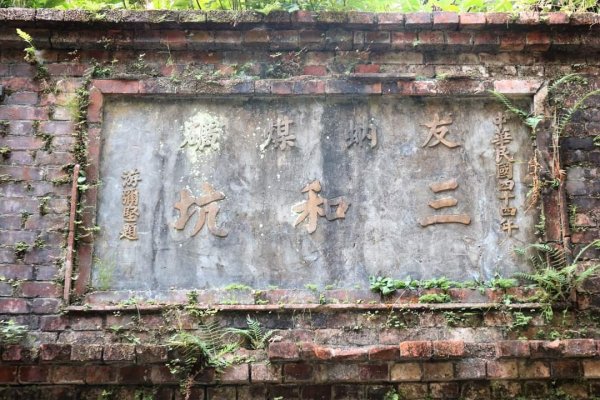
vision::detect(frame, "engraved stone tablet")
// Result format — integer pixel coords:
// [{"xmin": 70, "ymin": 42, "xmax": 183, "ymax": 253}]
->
[{"xmin": 92, "ymin": 97, "xmax": 535, "ymax": 290}]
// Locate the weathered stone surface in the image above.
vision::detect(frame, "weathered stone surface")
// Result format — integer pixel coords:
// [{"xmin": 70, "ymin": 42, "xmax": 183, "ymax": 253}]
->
[{"xmin": 92, "ymin": 96, "xmax": 535, "ymax": 291}]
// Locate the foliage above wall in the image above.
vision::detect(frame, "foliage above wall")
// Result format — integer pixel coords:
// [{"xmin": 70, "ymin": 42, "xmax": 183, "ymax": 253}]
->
[{"xmin": 0, "ymin": 0, "xmax": 598, "ymax": 13}]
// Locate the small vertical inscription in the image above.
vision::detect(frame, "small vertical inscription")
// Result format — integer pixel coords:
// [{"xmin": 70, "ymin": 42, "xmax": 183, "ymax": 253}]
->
[
  {"xmin": 173, "ymin": 183, "xmax": 229, "ymax": 238},
  {"xmin": 492, "ymin": 112, "xmax": 518, "ymax": 236},
  {"xmin": 292, "ymin": 180, "xmax": 350, "ymax": 234},
  {"xmin": 120, "ymin": 169, "xmax": 141, "ymax": 240}
]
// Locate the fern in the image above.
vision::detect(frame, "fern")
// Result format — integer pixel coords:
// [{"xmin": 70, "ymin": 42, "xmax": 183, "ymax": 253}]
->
[
  {"xmin": 227, "ymin": 315, "xmax": 274, "ymax": 350},
  {"xmin": 555, "ymin": 89, "xmax": 600, "ymax": 137},
  {"xmin": 488, "ymin": 90, "xmax": 542, "ymax": 130},
  {"xmin": 515, "ymin": 240, "xmax": 600, "ymax": 307},
  {"xmin": 548, "ymin": 73, "xmax": 587, "ymax": 93}
]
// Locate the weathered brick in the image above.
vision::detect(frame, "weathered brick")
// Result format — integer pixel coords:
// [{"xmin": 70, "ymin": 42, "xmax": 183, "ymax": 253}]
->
[
  {"xmin": 251, "ymin": 362, "xmax": 281, "ymax": 382},
  {"xmin": 459, "ymin": 13, "xmax": 486, "ymax": 29},
  {"xmin": 104, "ymin": 344, "xmax": 136, "ymax": 361},
  {"xmin": 0, "ymin": 366, "xmax": 18, "ymax": 383},
  {"xmin": 284, "ymin": 363, "xmax": 314, "ymax": 382},
  {"xmin": 377, "ymin": 13, "xmax": 404, "ymax": 29},
  {"xmin": 517, "ymin": 360, "xmax": 550, "ymax": 379},
  {"xmin": 455, "ymin": 359, "xmax": 486, "ymax": 379},
  {"xmin": 433, "ymin": 12, "xmax": 459, "ymax": 29},
  {"xmin": 405, "ymin": 13, "xmax": 432, "ymax": 29},
  {"xmin": 390, "ymin": 362, "xmax": 421, "ymax": 381},
  {"xmin": 486, "ymin": 360, "xmax": 518, "ymax": 379},
  {"xmin": 40, "ymin": 344, "xmax": 71, "ymax": 361},
  {"xmin": 564, "ymin": 339, "xmax": 597, "ymax": 357},
  {"xmin": 118, "ymin": 365, "xmax": 150, "ymax": 384},
  {"xmin": 359, "ymin": 364, "xmax": 388, "ymax": 381},
  {"xmin": 400, "ymin": 341, "xmax": 432, "ymax": 359},
  {"xmin": 19, "ymin": 366, "xmax": 49, "ymax": 383},
  {"xmin": 433, "ymin": 340, "xmax": 465, "ymax": 358},
  {"xmin": 422, "ymin": 362, "xmax": 453, "ymax": 381},
  {"xmin": 551, "ymin": 360, "xmax": 582, "ymax": 379},
  {"xmin": 0, "ymin": 298, "xmax": 29, "ymax": 314},
  {"xmin": 71, "ymin": 344, "xmax": 103, "ymax": 361},
  {"xmin": 269, "ymin": 342, "xmax": 300, "ymax": 361},
  {"xmin": 20, "ymin": 281, "xmax": 61, "ymax": 298}
]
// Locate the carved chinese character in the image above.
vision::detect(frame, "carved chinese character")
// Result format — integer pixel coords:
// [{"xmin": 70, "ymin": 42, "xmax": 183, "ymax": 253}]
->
[
  {"xmin": 419, "ymin": 178, "xmax": 471, "ymax": 227},
  {"xmin": 498, "ymin": 180, "xmax": 515, "ymax": 192},
  {"xmin": 122, "ymin": 189, "xmax": 139, "ymax": 206},
  {"xmin": 501, "ymin": 219, "xmax": 519, "ymax": 236},
  {"xmin": 495, "ymin": 145, "xmax": 514, "ymax": 164},
  {"xmin": 496, "ymin": 161, "xmax": 513, "ymax": 180},
  {"xmin": 501, "ymin": 207, "xmax": 517, "ymax": 217},
  {"xmin": 173, "ymin": 183, "xmax": 228, "ymax": 238},
  {"xmin": 122, "ymin": 169, "xmax": 141, "ymax": 188},
  {"xmin": 181, "ymin": 113, "xmax": 223, "ymax": 153},
  {"xmin": 292, "ymin": 180, "xmax": 349, "ymax": 234},
  {"xmin": 492, "ymin": 129, "xmax": 512, "ymax": 146},
  {"xmin": 493, "ymin": 112, "xmax": 507, "ymax": 127},
  {"xmin": 260, "ymin": 116, "xmax": 296, "ymax": 151},
  {"xmin": 347, "ymin": 123, "xmax": 377, "ymax": 149},
  {"xmin": 123, "ymin": 206, "xmax": 140, "ymax": 223},
  {"xmin": 421, "ymin": 113, "xmax": 461, "ymax": 149},
  {"xmin": 120, "ymin": 223, "xmax": 138, "ymax": 240},
  {"xmin": 499, "ymin": 191, "xmax": 515, "ymax": 207}
]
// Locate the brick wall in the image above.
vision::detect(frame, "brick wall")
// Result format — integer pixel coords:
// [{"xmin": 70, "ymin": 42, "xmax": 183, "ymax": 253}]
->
[{"xmin": 0, "ymin": 9, "xmax": 599, "ymax": 399}]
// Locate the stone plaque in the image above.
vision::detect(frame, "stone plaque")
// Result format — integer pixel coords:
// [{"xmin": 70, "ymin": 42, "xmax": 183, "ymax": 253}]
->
[{"xmin": 92, "ymin": 97, "xmax": 535, "ymax": 290}]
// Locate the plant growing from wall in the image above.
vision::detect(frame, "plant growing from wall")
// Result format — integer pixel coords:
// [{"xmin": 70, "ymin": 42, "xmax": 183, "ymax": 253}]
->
[
  {"xmin": 166, "ymin": 319, "xmax": 239, "ymax": 400},
  {"xmin": 0, "ymin": 320, "xmax": 28, "ymax": 344},
  {"xmin": 226, "ymin": 315, "xmax": 274, "ymax": 350}
]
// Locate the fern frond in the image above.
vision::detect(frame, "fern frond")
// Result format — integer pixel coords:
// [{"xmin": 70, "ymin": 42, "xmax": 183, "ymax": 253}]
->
[
  {"xmin": 548, "ymin": 73, "xmax": 587, "ymax": 93},
  {"xmin": 488, "ymin": 90, "xmax": 529, "ymax": 120},
  {"xmin": 556, "ymin": 89, "xmax": 600, "ymax": 137},
  {"xmin": 16, "ymin": 28, "xmax": 33, "ymax": 44}
]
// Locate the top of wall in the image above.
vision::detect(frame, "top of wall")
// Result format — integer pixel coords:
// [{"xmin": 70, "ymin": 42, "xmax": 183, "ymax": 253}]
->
[{"xmin": 1, "ymin": 8, "xmax": 599, "ymax": 30}]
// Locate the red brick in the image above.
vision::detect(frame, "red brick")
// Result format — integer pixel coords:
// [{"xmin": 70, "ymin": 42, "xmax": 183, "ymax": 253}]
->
[
  {"xmin": 526, "ymin": 31, "xmax": 551, "ymax": 51},
  {"xmin": 547, "ymin": 12, "xmax": 570, "ymax": 24},
  {"xmin": 251, "ymin": 362, "xmax": 281, "ymax": 382},
  {"xmin": 584, "ymin": 360, "xmax": 600, "ymax": 378},
  {"xmin": 0, "ymin": 366, "xmax": 18, "ymax": 383},
  {"xmin": 496, "ymin": 340, "xmax": 530, "ymax": 358},
  {"xmin": 0, "ymin": 298, "xmax": 29, "ymax": 314},
  {"xmin": 493, "ymin": 79, "xmax": 540, "ymax": 94},
  {"xmin": 0, "ymin": 105, "xmax": 48, "ymax": 120},
  {"xmin": 331, "ymin": 347, "xmax": 369, "ymax": 361},
  {"xmin": 347, "ymin": 12, "xmax": 375, "ymax": 25},
  {"xmin": 293, "ymin": 80, "xmax": 325, "ymax": 95},
  {"xmin": 518, "ymin": 360, "xmax": 550, "ymax": 379},
  {"xmin": 244, "ymin": 29, "xmax": 269, "ymax": 44},
  {"xmin": 220, "ymin": 363, "xmax": 249, "ymax": 383},
  {"xmin": 486, "ymin": 13, "xmax": 510, "ymax": 26},
  {"xmin": 269, "ymin": 342, "xmax": 300, "ymax": 361},
  {"xmin": 423, "ymin": 362, "xmax": 453, "ymax": 380},
  {"xmin": 456, "ymin": 359, "xmax": 486, "ymax": 379},
  {"xmin": 390, "ymin": 362, "xmax": 421, "ymax": 381},
  {"xmin": 400, "ymin": 341, "xmax": 433, "ymax": 359},
  {"xmin": 71, "ymin": 344, "xmax": 103, "ymax": 361},
  {"xmin": 518, "ymin": 11, "xmax": 540, "ymax": 25},
  {"xmin": 355, "ymin": 64, "xmax": 380, "ymax": 73},
  {"xmin": 377, "ymin": 13, "xmax": 404, "ymax": 29},
  {"xmin": 215, "ymin": 31, "xmax": 242, "ymax": 45},
  {"xmin": 87, "ymin": 87, "xmax": 103, "ymax": 123},
  {"xmin": 445, "ymin": 32, "xmax": 472, "ymax": 47},
  {"xmin": 405, "ymin": 12, "xmax": 432, "ymax": 29},
  {"xmin": 433, "ymin": 12, "xmax": 459, "ymax": 29},
  {"xmin": 20, "ymin": 281, "xmax": 61, "ymax": 298},
  {"xmin": 2, "ymin": 345, "xmax": 24, "ymax": 361},
  {"xmin": 92, "ymin": 79, "xmax": 139, "ymax": 94},
  {"xmin": 118, "ymin": 365, "xmax": 150, "ymax": 384},
  {"xmin": 459, "ymin": 13, "xmax": 486, "ymax": 29},
  {"xmin": 529, "ymin": 340, "xmax": 564, "ymax": 358},
  {"xmin": 369, "ymin": 345, "xmax": 399, "ymax": 361},
  {"xmin": 284, "ymin": 363, "xmax": 313, "ymax": 382},
  {"xmin": 417, "ymin": 31, "xmax": 445, "ymax": 46},
  {"xmin": 50, "ymin": 365, "xmax": 85, "ymax": 383},
  {"xmin": 564, "ymin": 339, "xmax": 597, "ymax": 357},
  {"xmin": 359, "ymin": 364, "xmax": 388, "ymax": 381},
  {"xmin": 149, "ymin": 365, "xmax": 177, "ymax": 384},
  {"xmin": 391, "ymin": 31, "xmax": 418, "ymax": 49},
  {"xmin": 19, "ymin": 366, "xmax": 49, "ymax": 383},
  {"xmin": 487, "ymin": 360, "xmax": 518, "ymax": 379},
  {"xmin": 104, "ymin": 344, "xmax": 136, "ymax": 361},
  {"xmin": 40, "ymin": 344, "xmax": 71, "ymax": 361},
  {"xmin": 39, "ymin": 315, "xmax": 67, "ymax": 331},
  {"xmin": 433, "ymin": 340, "xmax": 465, "ymax": 358},
  {"xmin": 136, "ymin": 345, "xmax": 168, "ymax": 363},
  {"xmin": 303, "ymin": 65, "xmax": 327, "ymax": 76},
  {"xmin": 551, "ymin": 360, "xmax": 582, "ymax": 379}
]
